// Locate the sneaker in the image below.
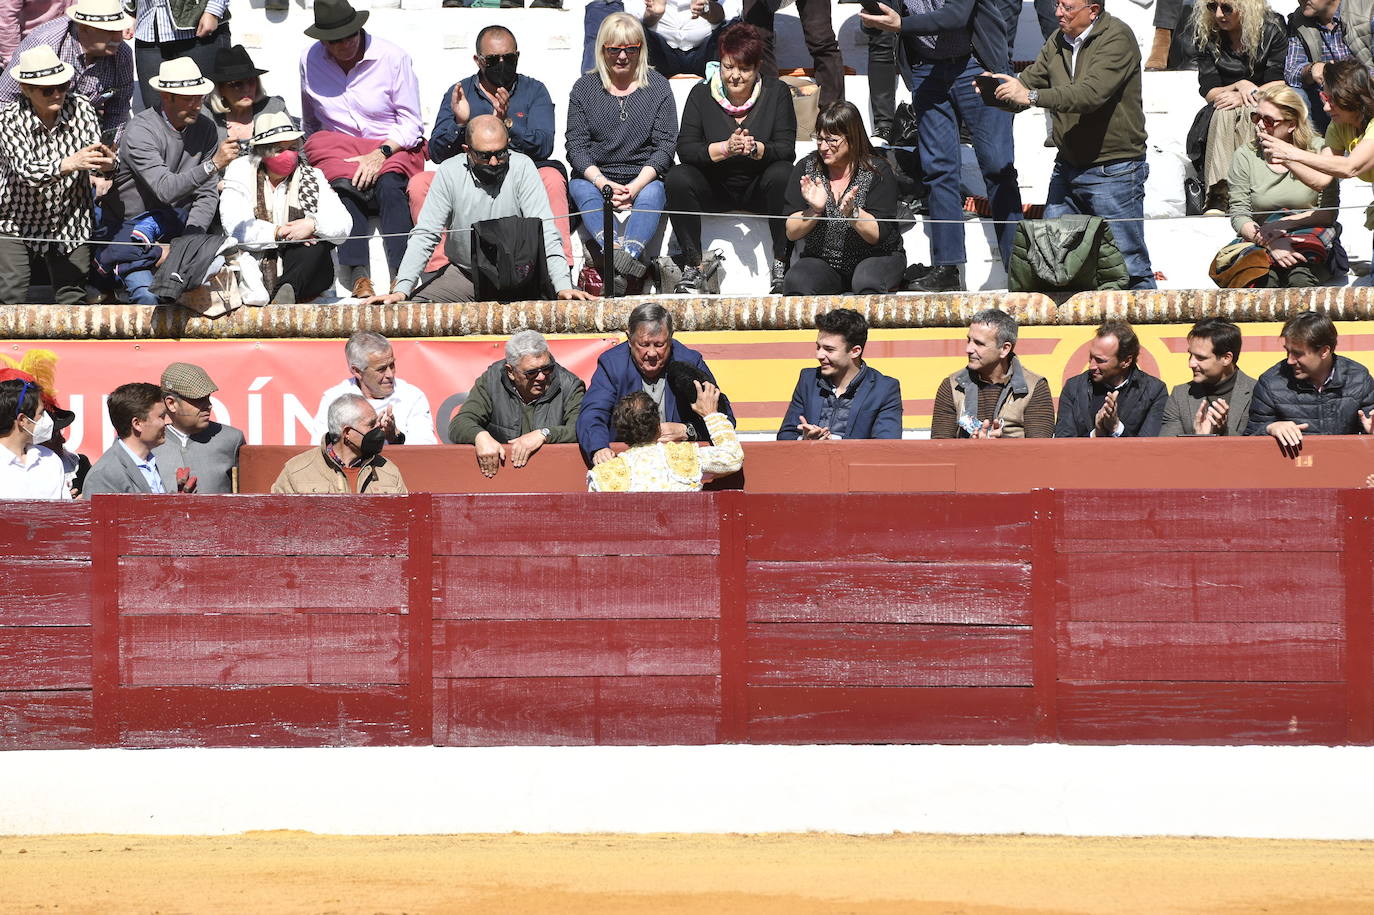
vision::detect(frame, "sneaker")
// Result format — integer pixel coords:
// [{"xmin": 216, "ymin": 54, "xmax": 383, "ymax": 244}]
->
[
  {"xmin": 769, "ymin": 259, "xmax": 787, "ymax": 294},
  {"xmin": 675, "ymin": 265, "xmax": 703, "ymax": 294}
]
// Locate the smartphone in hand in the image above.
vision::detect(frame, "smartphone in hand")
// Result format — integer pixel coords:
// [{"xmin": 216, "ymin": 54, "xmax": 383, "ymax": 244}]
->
[
  {"xmin": 974, "ymin": 74, "xmax": 1011, "ymax": 108},
  {"xmin": 858, "ymin": 0, "xmax": 891, "ymax": 14}
]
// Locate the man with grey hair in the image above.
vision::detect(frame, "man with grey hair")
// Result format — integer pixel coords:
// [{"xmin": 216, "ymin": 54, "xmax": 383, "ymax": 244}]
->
[
  {"xmin": 930, "ymin": 308, "xmax": 1054, "ymax": 438},
  {"xmin": 312, "ymin": 330, "xmax": 437, "ymax": 445},
  {"xmin": 272, "ymin": 393, "xmax": 408, "ymax": 493},
  {"xmin": 449, "ymin": 329, "xmax": 587, "ymax": 478},
  {"xmin": 576, "ymin": 302, "xmax": 734, "ymax": 464}
]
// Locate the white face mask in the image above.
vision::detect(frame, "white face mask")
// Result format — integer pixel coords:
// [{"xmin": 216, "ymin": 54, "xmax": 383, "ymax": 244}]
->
[{"xmin": 26, "ymin": 411, "xmax": 53, "ymax": 443}]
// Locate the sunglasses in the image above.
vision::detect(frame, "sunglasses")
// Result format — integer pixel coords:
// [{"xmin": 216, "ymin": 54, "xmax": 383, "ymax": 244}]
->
[
  {"xmin": 222, "ymin": 78, "xmax": 256, "ymax": 90},
  {"xmin": 1205, "ymin": 1, "xmax": 1235, "ymax": 11},
  {"xmin": 469, "ymin": 145, "xmax": 510, "ymax": 163},
  {"xmin": 1250, "ymin": 112, "xmax": 1289, "ymax": 128},
  {"xmin": 515, "ymin": 360, "xmax": 556, "ymax": 380},
  {"xmin": 34, "ymin": 84, "xmax": 69, "ymax": 97},
  {"xmin": 603, "ymin": 43, "xmax": 642, "ymax": 58},
  {"xmin": 481, "ymin": 52, "xmax": 519, "ymax": 67}
]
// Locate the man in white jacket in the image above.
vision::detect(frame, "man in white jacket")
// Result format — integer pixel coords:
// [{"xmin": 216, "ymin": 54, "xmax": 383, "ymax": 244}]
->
[{"xmin": 312, "ymin": 331, "xmax": 438, "ymax": 446}]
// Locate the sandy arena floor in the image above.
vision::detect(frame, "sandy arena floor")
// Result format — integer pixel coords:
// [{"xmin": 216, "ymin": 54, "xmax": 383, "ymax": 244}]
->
[{"xmin": 2, "ymin": 832, "xmax": 1372, "ymax": 914}]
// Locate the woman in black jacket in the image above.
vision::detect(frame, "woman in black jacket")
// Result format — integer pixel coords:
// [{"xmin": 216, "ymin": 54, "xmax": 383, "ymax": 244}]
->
[
  {"xmin": 665, "ymin": 23, "xmax": 796, "ymax": 294},
  {"xmin": 782, "ymin": 101, "xmax": 905, "ymax": 295}
]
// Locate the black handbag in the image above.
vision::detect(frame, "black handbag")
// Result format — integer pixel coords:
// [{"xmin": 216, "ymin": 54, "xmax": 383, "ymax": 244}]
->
[{"xmin": 470, "ymin": 215, "xmax": 554, "ymax": 303}]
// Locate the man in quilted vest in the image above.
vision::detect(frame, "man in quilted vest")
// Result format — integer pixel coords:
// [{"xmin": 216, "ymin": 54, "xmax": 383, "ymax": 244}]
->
[{"xmin": 930, "ymin": 308, "xmax": 1055, "ymax": 438}]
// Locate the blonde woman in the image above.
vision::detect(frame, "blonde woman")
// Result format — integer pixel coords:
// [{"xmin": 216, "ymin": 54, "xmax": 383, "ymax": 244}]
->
[
  {"xmin": 1190, "ymin": 0, "xmax": 1285, "ymax": 213},
  {"xmin": 565, "ymin": 11, "xmax": 678, "ymax": 290}
]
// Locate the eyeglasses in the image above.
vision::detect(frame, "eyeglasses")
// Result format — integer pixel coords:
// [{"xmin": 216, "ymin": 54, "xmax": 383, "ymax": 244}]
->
[
  {"xmin": 481, "ymin": 52, "xmax": 519, "ymax": 67},
  {"xmin": 35, "ymin": 84, "xmax": 68, "ymax": 97},
  {"xmin": 1250, "ymin": 112, "xmax": 1290, "ymax": 128},
  {"xmin": 813, "ymin": 134, "xmax": 845, "ymax": 148},
  {"xmin": 469, "ymin": 145, "xmax": 510, "ymax": 163},
  {"xmin": 603, "ymin": 44, "xmax": 642, "ymax": 58},
  {"xmin": 516, "ymin": 360, "xmax": 557, "ymax": 380},
  {"xmin": 1205, "ymin": 1, "xmax": 1235, "ymax": 12}
]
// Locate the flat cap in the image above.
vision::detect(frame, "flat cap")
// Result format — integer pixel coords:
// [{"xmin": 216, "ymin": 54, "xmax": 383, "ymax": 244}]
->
[{"xmin": 161, "ymin": 362, "xmax": 218, "ymax": 399}]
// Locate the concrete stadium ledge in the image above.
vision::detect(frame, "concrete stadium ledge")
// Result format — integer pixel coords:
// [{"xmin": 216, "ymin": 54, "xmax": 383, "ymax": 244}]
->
[{"xmin": 5, "ymin": 288, "xmax": 1374, "ymax": 339}]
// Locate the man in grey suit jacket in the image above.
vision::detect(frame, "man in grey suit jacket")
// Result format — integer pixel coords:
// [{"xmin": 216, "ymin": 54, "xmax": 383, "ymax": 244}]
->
[
  {"xmin": 1160, "ymin": 318, "xmax": 1256, "ymax": 436},
  {"xmin": 83, "ymin": 382, "xmax": 171, "ymax": 496},
  {"xmin": 152, "ymin": 361, "xmax": 244, "ymax": 493}
]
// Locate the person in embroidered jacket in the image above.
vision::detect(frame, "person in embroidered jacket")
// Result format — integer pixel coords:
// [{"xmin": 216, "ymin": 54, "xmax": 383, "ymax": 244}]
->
[
  {"xmin": 0, "ymin": 45, "xmax": 112, "ymax": 304},
  {"xmin": 587, "ymin": 382, "xmax": 742, "ymax": 492},
  {"xmin": 0, "ymin": 0, "xmax": 135, "ymax": 135}
]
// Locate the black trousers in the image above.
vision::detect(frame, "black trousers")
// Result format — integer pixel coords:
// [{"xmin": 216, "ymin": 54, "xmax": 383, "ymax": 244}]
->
[
  {"xmin": 0, "ymin": 238, "xmax": 90, "ymax": 304},
  {"xmin": 744, "ymin": 0, "xmax": 844, "ymax": 107},
  {"xmin": 782, "ymin": 252, "xmax": 905, "ymax": 295},
  {"xmin": 274, "ymin": 241, "xmax": 338, "ymax": 302},
  {"xmin": 134, "ymin": 24, "xmax": 231, "ymax": 111},
  {"xmin": 864, "ymin": 26, "xmax": 898, "ymax": 138},
  {"xmin": 665, "ymin": 161, "xmax": 793, "ymax": 266},
  {"xmin": 336, "ymin": 171, "xmax": 412, "ymax": 276}
]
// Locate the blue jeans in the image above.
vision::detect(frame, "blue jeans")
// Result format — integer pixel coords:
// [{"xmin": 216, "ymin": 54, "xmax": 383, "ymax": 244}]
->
[
  {"xmin": 909, "ymin": 55, "xmax": 1021, "ymax": 268},
  {"xmin": 1045, "ymin": 157, "xmax": 1157, "ymax": 289},
  {"xmin": 583, "ymin": 0, "xmax": 624, "ymax": 73},
  {"xmin": 124, "ymin": 269, "xmax": 157, "ymax": 305},
  {"xmin": 569, "ymin": 177, "xmax": 666, "ymax": 253}
]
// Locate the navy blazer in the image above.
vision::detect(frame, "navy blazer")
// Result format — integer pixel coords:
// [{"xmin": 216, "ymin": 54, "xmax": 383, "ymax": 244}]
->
[
  {"xmin": 777, "ymin": 365, "xmax": 903, "ymax": 440},
  {"xmin": 1054, "ymin": 368, "xmax": 1168, "ymax": 437},
  {"xmin": 576, "ymin": 340, "xmax": 734, "ymax": 457}
]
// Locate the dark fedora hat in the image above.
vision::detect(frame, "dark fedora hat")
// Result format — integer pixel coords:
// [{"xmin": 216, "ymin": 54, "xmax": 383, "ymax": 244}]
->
[
  {"xmin": 209, "ymin": 45, "xmax": 268, "ymax": 83},
  {"xmin": 304, "ymin": 0, "xmax": 368, "ymax": 41}
]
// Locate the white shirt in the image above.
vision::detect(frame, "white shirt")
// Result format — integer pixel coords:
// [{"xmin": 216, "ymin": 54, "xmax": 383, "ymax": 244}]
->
[
  {"xmin": 1067, "ymin": 19, "xmax": 1095, "ymax": 77},
  {"xmin": 313, "ymin": 377, "xmax": 439, "ymax": 445},
  {"xmin": 624, "ymin": 0, "xmax": 743, "ymax": 51},
  {"xmin": 219, "ymin": 158, "xmax": 353, "ymax": 251},
  {"xmin": 0, "ymin": 441, "xmax": 72, "ymax": 500}
]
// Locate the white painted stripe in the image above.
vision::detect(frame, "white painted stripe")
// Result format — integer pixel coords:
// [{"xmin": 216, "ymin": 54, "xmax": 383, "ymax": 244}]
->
[{"xmin": 3, "ymin": 744, "xmax": 1373, "ymax": 838}]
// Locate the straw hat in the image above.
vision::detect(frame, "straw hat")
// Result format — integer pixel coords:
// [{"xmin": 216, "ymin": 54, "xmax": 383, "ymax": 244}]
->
[
  {"xmin": 251, "ymin": 110, "xmax": 304, "ymax": 146},
  {"xmin": 67, "ymin": 0, "xmax": 134, "ymax": 32},
  {"xmin": 10, "ymin": 46, "xmax": 74, "ymax": 87},
  {"xmin": 148, "ymin": 57, "xmax": 213, "ymax": 96}
]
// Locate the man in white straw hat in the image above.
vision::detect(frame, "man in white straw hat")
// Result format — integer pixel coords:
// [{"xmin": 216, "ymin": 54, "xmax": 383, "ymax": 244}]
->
[
  {"xmin": 130, "ymin": 0, "xmax": 230, "ymax": 112},
  {"xmin": 0, "ymin": 45, "xmax": 113, "ymax": 304},
  {"xmin": 96, "ymin": 56, "xmax": 237, "ymax": 304},
  {"xmin": 0, "ymin": 0, "xmax": 135, "ymax": 135}
]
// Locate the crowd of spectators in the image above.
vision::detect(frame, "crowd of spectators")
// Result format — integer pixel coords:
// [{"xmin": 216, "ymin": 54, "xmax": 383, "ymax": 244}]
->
[{"xmin": 7, "ymin": 0, "xmax": 1374, "ymax": 301}]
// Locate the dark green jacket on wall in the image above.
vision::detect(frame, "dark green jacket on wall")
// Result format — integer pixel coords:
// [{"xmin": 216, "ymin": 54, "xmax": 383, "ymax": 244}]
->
[{"xmin": 1008, "ymin": 216, "xmax": 1129, "ymax": 292}]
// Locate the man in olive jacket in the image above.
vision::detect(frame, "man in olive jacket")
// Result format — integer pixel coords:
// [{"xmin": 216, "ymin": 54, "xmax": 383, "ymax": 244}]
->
[
  {"xmin": 985, "ymin": 0, "xmax": 1155, "ymax": 290},
  {"xmin": 449, "ymin": 329, "xmax": 585, "ymax": 478}
]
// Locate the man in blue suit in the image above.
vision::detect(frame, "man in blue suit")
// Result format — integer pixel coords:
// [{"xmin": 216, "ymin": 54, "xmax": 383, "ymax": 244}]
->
[
  {"xmin": 578, "ymin": 303, "xmax": 735, "ymax": 464},
  {"xmin": 778, "ymin": 309, "xmax": 903, "ymax": 440}
]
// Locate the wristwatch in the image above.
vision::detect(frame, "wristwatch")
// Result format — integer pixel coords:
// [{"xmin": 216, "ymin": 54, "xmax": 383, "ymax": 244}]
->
[
  {"xmin": 538, "ymin": 428, "xmax": 551, "ymax": 439},
  {"xmin": 1027, "ymin": 89, "xmax": 1039, "ymax": 107},
  {"xmin": 685, "ymin": 425, "xmax": 698, "ymax": 441},
  {"xmin": 378, "ymin": 143, "xmax": 395, "ymax": 157}
]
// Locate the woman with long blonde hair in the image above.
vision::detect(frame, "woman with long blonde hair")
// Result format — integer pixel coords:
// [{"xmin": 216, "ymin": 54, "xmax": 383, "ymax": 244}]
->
[{"xmin": 1188, "ymin": 0, "xmax": 1286, "ymax": 213}]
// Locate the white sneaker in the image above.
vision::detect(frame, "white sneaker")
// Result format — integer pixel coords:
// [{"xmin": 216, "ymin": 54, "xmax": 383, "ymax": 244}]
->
[{"xmin": 235, "ymin": 252, "xmax": 269, "ymax": 306}]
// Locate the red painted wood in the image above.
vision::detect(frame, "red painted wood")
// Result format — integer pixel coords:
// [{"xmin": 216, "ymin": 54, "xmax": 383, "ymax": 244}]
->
[
  {"xmin": 717, "ymin": 490, "xmax": 748, "ymax": 742},
  {"xmin": 433, "ymin": 554, "xmax": 720, "ymax": 620},
  {"xmin": 0, "ymin": 690, "xmax": 94, "ymax": 749},
  {"xmin": 431, "ymin": 620, "xmax": 719, "ymax": 678},
  {"xmin": 117, "ymin": 556, "xmax": 408, "ymax": 613},
  {"xmin": 1055, "ymin": 681, "xmax": 1348, "ymax": 744},
  {"xmin": 746, "ymin": 623, "xmax": 1033, "ymax": 687},
  {"xmin": 120, "ymin": 615, "xmax": 407, "ymax": 686},
  {"xmin": 746, "ymin": 560, "xmax": 1031, "ymax": 625},
  {"xmin": 1056, "ymin": 490, "xmax": 1342, "ymax": 553},
  {"xmin": 431, "ymin": 493, "xmax": 721, "ymax": 557},
  {"xmin": 1341, "ymin": 489, "xmax": 1374, "ymax": 743},
  {"xmin": 1030, "ymin": 488, "xmax": 1058, "ymax": 741},
  {"xmin": 406, "ymin": 493, "xmax": 433, "ymax": 745},
  {"xmin": 1057, "ymin": 551, "xmax": 1344, "ymax": 623},
  {"xmin": 0, "ymin": 561, "xmax": 91, "ymax": 626},
  {"xmin": 116, "ymin": 685, "xmax": 411, "ymax": 747},
  {"xmin": 113, "ymin": 494, "xmax": 411, "ymax": 556},
  {"xmin": 1057, "ymin": 622, "xmax": 1345, "ymax": 682},
  {"xmin": 0, "ymin": 628, "xmax": 92, "ymax": 689},
  {"xmin": 89, "ymin": 496, "xmax": 118, "ymax": 746},
  {"xmin": 745, "ymin": 686, "xmax": 1038, "ymax": 743},
  {"xmin": 746, "ymin": 493, "xmax": 1033, "ymax": 562},
  {"xmin": 0, "ymin": 499, "xmax": 90, "ymax": 557},
  {"xmin": 434, "ymin": 676, "xmax": 720, "ymax": 746}
]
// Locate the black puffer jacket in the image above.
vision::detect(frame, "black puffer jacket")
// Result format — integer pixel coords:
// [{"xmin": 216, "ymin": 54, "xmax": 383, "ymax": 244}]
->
[{"xmin": 1245, "ymin": 355, "xmax": 1374, "ymax": 436}]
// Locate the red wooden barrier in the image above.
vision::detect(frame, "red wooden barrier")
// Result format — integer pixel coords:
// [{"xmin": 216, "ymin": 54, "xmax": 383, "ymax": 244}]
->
[{"xmin": 2, "ymin": 490, "xmax": 1371, "ymax": 750}]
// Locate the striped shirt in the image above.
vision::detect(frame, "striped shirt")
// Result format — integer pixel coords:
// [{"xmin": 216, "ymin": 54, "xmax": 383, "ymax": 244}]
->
[
  {"xmin": 0, "ymin": 95, "xmax": 100, "ymax": 252},
  {"xmin": 0, "ymin": 18, "xmax": 134, "ymax": 133},
  {"xmin": 133, "ymin": 0, "xmax": 228, "ymax": 44},
  {"xmin": 565, "ymin": 70, "xmax": 677, "ymax": 185}
]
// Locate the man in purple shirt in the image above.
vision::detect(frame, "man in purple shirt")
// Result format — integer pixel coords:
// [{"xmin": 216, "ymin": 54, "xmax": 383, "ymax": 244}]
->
[{"xmin": 299, "ymin": 0, "xmax": 425, "ymax": 300}]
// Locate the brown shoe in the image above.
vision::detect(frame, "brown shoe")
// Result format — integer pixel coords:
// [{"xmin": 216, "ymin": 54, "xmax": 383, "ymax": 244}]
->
[
  {"xmin": 351, "ymin": 276, "xmax": 375, "ymax": 299},
  {"xmin": 1144, "ymin": 28, "xmax": 1172, "ymax": 71}
]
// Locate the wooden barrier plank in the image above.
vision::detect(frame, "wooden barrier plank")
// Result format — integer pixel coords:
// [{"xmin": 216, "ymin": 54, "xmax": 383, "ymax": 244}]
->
[
  {"xmin": 113, "ymin": 495, "xmax": 410, "ymax": 556},
  {"xmin": 0, "ymin": 500, "xmax": 90, "ymax": 558},
  {"xmin": 0, "ymin": 690, "xmax": 94, "ymax": 749},
  {"xmin": 1030, "ymin": 488, "xmax": 1058, "ymax": 741},
  {"xmin": 1057, "ymin": 622, "xmax": 1344, "ymax": 682},
  {"xmin": 745, "ymin": 493, "xmax": 1032, "ymax": 562},
  {"xmin": 433, "ymin": 554, "xmax": 720, "ymax": 620},
  {"xmin": 434, "ymin": 676, "xmax": 720, "ymax": 746},
  {"xmin": 117, "ymin": 556, "xmax": 408, "ymax": 613},
  {"xmin": 1341, "ymin": 489, "xmax": 1374, "ymax": 743},
  {"xmin": 0, "ymin": 561, "xmax": 91, "ymax": 626},
  {"xmin": 90, "ymin": 496, "xmax": 118, "ymax": 745},
  {"xmin": 746, "ymin": 560, "xmax": 1031, "ymax": 625},
  {"xmin": 1055, "ymin": 681, "xmax": 1348, "ymax": 744},
  {"xmin": 120, "ymin": 615, "xmax": 406, "ymax": 686},
  {"xmin": 116, "ymin": 685, "xmax": 411, "ymax": 747},
  {"xmin": 406, "ymin": 493, "xmax": 433, "ymax": 745},
  {"xmin": 0, "ymin": 627, "xmax": 92, "ymax": 690},
  {"xmin": 431, "ymin": 620, "xmax": 719, "ymax": 678},
  {"xmin": 718, "ymin": 490, "xmax": 748, "ymax": 742},
  {"xmin": 746, "ymin": 623, "xmax": 1033, "ymax": 687},
  {"xmin": 745, "ymin": 686, "xmax": 1038, "ymax": 743},
  {"xmin": 1056, "ymin": 552, "xmax": 1344, "ymax": 623},
  {"xmin": 1056, "ymin": 490, "xmax": 1341, "ymax": 553},
  {"xmin": 431, "ymin": 494, "xmax": 721, "ymax": 556}
]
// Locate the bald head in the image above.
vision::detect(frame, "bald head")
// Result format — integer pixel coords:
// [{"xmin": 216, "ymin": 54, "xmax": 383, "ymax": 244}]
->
[
  {"xmin": 467, "ymin": 115, "xmax": 508, "ymax": 149},
  {"xmin": 465, "ymin": 115, "xmax": 511, "ymax": 183}
]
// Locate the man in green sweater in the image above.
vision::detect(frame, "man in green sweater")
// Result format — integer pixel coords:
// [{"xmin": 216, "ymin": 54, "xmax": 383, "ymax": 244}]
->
[{"xmin": 984, "ymin": 0, "xmax": 1156, "ymax": 290}]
